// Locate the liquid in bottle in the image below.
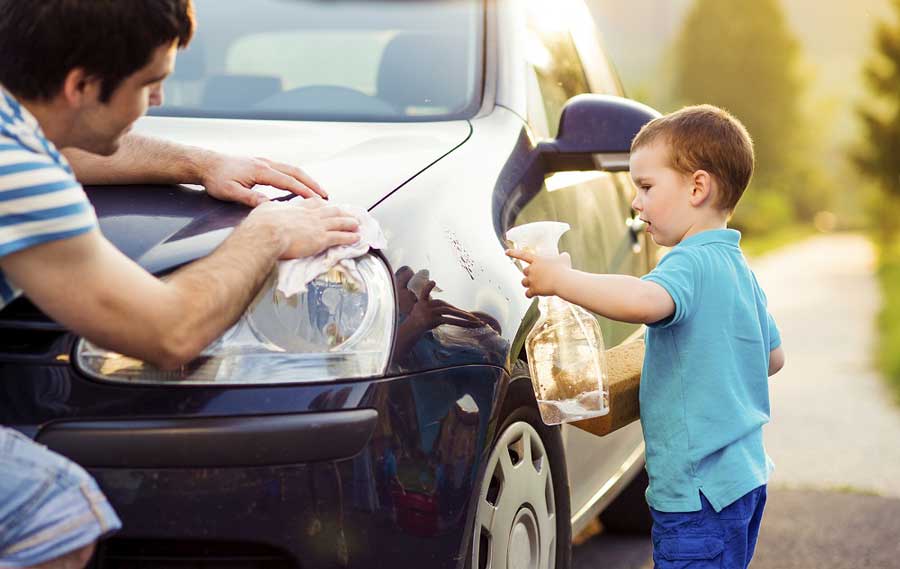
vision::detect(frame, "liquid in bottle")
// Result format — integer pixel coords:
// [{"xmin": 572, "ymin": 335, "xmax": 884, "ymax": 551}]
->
[{"xmin": 507, "ymin": 221, "xmax": 610, "ymax": 425}]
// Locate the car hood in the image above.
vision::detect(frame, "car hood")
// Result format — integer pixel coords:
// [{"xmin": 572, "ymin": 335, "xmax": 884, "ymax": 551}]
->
[{"xmin": 87, "ymin": 116, "xmax": 470, "ymax": 273}]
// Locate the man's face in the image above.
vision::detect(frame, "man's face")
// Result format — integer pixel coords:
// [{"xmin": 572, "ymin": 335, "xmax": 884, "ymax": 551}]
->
[
  {"xmin": 71, "ymin": 42, "xmax": 176, "ymax": 155},
  {"xmin": 629, "ymin": 141, "xmax": 694, "ymax": 247}
]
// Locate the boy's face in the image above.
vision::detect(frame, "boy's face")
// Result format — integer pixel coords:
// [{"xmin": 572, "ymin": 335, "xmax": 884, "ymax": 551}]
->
[{"xmin": 629, "ymin": 141, "xmax": 695, "ymax": 247}]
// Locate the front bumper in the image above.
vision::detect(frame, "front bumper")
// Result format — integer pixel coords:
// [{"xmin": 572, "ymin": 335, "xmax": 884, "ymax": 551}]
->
[
  {"xmin": 23, "ymin": 365, "xmax": 505, "ymax": 568},
  {"xmin": 39, "ymin": 410, "xmax": 379, "ymax": 467}
]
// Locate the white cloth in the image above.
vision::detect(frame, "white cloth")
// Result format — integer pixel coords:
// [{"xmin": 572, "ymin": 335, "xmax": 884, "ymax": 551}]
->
[{"xmin": 276, "ymin": 200, "xmax": 387, "ymax": 297}]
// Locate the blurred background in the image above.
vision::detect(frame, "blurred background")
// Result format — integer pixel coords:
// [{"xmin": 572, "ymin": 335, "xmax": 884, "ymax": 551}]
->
[
  {"xmin": 587, "ymin": 0, "xmax": 900, "ymax": 402},
  {"xmin": 571, "ymin": 2, "xmax": 900, "ymax": 566}
]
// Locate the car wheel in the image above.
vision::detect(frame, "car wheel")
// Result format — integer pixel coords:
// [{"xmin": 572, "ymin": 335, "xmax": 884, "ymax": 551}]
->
[
  {"xmin": 468, "ymin": 402, "xmax": 572, "ymax": 569},
  {"xmin": 598, "ymin": 468, "xmax": 653, "ymax": 535}
]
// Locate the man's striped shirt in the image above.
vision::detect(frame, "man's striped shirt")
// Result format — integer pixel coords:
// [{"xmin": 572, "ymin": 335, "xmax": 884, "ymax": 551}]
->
[{"xmin": 0, "ymin": 85, "xmax": 97, "ymax": 309}]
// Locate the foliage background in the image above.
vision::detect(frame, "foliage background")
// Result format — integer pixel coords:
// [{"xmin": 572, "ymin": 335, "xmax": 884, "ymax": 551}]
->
[
  {"xmin": 585, "ymin": 0, "xmax": 900, "ymax": 396},
  {"xmin": 587, "ymin": 0, "xmax": 892, "ymax": 236}
]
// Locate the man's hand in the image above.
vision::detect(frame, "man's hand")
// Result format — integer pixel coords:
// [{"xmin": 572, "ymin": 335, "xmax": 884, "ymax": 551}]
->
[
  {"xmin": 199, "ymin": 153, "xmax": 328, "ymax": 207},
  {"xmin": 64, "ymin": 134, "xmax": 329, "ymax": 207},
  {"xmin": 1, "ymin": 198, "xmax": 360, "ymax": 370},
  {"xmin": 505, "ymin": 249, "xmax": 572, "ymax": 298},
  {"xmin": 245, "ymin": 198, "xmax": 360, "ymax": 259}
]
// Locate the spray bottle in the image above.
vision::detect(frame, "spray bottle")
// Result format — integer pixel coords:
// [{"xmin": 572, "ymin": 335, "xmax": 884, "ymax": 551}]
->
[{"xmin": 506, "ymin": 221, "xmax": 609, "ymax": 425}]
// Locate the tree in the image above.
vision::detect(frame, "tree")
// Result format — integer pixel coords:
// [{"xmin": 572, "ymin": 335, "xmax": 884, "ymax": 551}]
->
[
  {"xmin": 671, "ymin": 0, "xmax": 814, "ymax": 233},
  {"xmin": 857, "ymin": 0, "xmax": 900, "ymax": 242}
]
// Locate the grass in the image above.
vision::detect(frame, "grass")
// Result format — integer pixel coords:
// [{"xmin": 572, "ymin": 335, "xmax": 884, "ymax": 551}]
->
[
  {"xmin": 876, "ymin": 239, "xmax": 900, "ymax": 404},
  {"xmin": 741, "ymin": 224, "xmax": 818, "ymax": 258},
  {"xmin": 829, "ymin": 484, "xmax": 882, "ymax": 497}
]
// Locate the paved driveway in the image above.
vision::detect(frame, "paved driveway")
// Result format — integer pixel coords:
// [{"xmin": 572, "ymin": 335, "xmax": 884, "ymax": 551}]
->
[
  {"xmin": 756, "ymin": 234, "xmax": 900, "ymax": 496},
  {"xmin": 574, "ymin": 234, "xmax": 900, "ymax": 569}
]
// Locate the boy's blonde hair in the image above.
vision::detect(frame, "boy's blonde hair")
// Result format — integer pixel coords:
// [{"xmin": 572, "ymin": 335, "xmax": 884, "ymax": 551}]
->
[{"xmin": 631, "ymin": 105, "xmax": 754, "ymax": 212}]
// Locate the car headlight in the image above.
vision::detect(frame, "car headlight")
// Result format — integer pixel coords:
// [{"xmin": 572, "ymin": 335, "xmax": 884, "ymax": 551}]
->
[{"xmin": 76, "ymin": 255, "xmax": 395, "ymax": 384}]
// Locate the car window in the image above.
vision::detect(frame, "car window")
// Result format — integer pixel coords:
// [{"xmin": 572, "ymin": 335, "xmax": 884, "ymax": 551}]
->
[
  {"xmin": 524, "ymin": 5, "xmax": 591, "ymax": 138},
  {"xmin": 516, "ymin": 5, "xmax": 641, "ymax": 346},
  {"xmin": 226, "ymin": 31, "xmax": 390, "ymax": 98},
  {"xmin": 525, "ymin": 67, "xmax": 552, "ymax": 140},
  {"xmin": 565, "ymin": 0, "xmax": 626, "ymax": 96},
  {"xmin": 512, "ymin": 171, "xmax": 643, "ymax": 348},
  {"xmin": 153, "ymin": 0, "xmax": 483, "ymax": 122}
]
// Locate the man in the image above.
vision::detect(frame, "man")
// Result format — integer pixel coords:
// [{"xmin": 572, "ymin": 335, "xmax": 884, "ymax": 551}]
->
[{"xmin": 0, "ymin": 1, "xmax": 360, "ymax": 567}]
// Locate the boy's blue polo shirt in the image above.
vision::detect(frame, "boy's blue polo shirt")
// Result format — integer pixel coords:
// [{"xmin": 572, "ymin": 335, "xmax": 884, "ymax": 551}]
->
[{"xmin": 639, "ymin": 229, "xmax": 781, "ymax": 513}]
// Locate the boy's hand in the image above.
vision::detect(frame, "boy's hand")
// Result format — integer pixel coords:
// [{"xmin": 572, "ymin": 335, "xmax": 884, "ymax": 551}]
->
[{"xmin": 505, "ymin": 249, "xmax": 572, "ymax": 298}]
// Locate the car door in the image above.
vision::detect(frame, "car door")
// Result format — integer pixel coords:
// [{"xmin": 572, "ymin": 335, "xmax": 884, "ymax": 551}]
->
[{"xmin": 515, "ymin": 1, "xmax": 650, "ymax": 524}]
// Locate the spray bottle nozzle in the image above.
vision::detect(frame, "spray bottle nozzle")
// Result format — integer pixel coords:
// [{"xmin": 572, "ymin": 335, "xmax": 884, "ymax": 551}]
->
[{"xmin": 506, "ymin": 221, "xmax": 571, "ymax": 257}]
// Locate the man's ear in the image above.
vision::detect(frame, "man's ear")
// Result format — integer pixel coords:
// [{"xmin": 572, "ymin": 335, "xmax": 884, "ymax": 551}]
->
[
  {"xmin": 60, "ymin": 68, "xmax": 103, "ymax": 108},
  {"xmin": 689, "ymin": 170, "xmax": 714, "ymax": 207}
]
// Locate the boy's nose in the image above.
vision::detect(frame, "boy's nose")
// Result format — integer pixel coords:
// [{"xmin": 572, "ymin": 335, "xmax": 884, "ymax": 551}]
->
[{"xmin": 631, "ymin": 195, "xmax": 641, "ymax": 211}]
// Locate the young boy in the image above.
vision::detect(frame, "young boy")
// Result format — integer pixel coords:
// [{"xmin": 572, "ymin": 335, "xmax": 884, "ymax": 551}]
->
[{"xmin": 506, "ymin": 104, "xmax": 785, "ymax": 569}]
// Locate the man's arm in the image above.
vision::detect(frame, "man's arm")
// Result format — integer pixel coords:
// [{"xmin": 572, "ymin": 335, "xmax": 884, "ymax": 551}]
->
[
  {"xmin": 62, "ymin": 133, "xmax": 327, "ymax": 207},
  {"xmin": 768, "ymin": 346, "xmax": 785, "ymax": 376},
  {"xmin": 506, "ymin": 249, "xmax": 674, "ymax": 324},
  {"xmin": 0, "ymin": 201, "xmax": 359, "ymax": 370}
]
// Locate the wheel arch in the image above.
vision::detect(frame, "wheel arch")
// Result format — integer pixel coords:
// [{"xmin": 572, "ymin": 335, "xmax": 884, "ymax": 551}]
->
[{"xmin": 459, "ymin": 363, "xmax": 573, "ymax": 569}]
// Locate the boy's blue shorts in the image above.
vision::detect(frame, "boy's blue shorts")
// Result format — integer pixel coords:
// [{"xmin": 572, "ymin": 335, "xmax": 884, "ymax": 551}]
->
[
  {"xmin": 0, "ymin": 426, "xmax": 122, "ymax": 567},
  {"xmin": 650, "ymin": 485, "xmax": 767, "ymax": 569}
]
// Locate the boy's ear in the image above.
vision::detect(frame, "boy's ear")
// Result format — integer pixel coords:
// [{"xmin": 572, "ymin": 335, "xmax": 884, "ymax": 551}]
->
[
  {"xmin": 689, "ymin": 170, "xmax": 714, "ymax": 207},
  {"xmin": 60, "ymin": 68, "xmax": 103, "ymax": 109}
]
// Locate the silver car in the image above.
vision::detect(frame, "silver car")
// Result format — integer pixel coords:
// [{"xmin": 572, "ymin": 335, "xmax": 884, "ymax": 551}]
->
[{"xmin": 1, "ymin": 1, "xmax": 660, "ymax": 567}]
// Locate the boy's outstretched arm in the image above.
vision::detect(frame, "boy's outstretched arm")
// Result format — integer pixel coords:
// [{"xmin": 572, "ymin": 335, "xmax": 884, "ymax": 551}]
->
[
  {"xmin": 768, "ymin": 346, "xmax": 785, "ymax": 376},
  {"xmin": 505, "ymin": 249, "xmax": 675, "ymax": 324}
]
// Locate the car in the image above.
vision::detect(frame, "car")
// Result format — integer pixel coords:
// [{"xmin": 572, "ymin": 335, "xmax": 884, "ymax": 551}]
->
[{"xmin": 0, "ymin": 0, "xmax": 662, "ymax": 567}]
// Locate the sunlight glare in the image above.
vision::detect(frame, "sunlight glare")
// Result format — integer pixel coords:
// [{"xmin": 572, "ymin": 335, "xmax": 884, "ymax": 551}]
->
[{"xmin": 526, "ymin": 0, "xmax": 573, "ymax": 34}]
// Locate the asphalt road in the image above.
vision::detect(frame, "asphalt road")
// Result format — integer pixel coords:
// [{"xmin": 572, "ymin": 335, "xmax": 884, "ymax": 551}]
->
[{"xmin": 573, "ymin": 234, "xmax": 900, "ymax": 569}]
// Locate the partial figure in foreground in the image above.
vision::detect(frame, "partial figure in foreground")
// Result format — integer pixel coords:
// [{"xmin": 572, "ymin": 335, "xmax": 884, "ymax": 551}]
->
[
  {"xmin": 0, "ymin": 1, "xmax": 359, "ymax": 567},
  {"xmin": 507, "ymin": 105, "xmax": 785, "ymax": 569}
]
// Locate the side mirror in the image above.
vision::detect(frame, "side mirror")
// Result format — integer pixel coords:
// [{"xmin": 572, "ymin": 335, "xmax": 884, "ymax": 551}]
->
[{"xmin": 537, "ymin": 94, "xmax": 661, "ymax": 173}]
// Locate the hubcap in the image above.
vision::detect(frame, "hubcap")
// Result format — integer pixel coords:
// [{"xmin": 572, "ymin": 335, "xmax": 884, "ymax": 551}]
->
[
  {"xmin": 472, "ymin": 421, "xmax": 556, "ymax": 569},
  {"xmin": 508, "ymin": 508, "xmax": 539, "ymax": 569}
]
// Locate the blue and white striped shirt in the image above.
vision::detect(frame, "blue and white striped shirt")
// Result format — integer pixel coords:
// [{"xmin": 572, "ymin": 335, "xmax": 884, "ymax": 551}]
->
[{"xmin": 0, "ymin": 85, "xmax": 98, "ymax": 309}]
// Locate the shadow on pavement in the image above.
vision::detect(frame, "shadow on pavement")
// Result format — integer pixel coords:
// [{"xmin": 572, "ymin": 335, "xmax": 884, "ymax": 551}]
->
[{"xmin": 573, "ymin": 533, "xmax": 652, "ymax": 569}]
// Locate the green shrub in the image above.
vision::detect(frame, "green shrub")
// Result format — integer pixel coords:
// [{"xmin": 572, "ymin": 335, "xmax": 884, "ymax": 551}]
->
[
  {"xmin": 731, "ymin": 190, "xmax": 795, "ymax": 236},
  {"xmin": 877, "ymin": 240, "xmax": 900, "ymax": 404}
]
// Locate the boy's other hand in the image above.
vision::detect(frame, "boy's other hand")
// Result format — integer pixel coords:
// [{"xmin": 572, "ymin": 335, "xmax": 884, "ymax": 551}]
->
[{"xmin": 505, "ymin": 249, "xmax": 571, "ymax": 298}]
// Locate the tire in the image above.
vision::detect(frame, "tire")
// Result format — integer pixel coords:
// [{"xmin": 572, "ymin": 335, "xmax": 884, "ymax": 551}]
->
[
  {"xmin": 598, "ymin": 468, "xmax": 653, "ymax": 535},
  {"xmin": 467, "ymin": 380, "xmax": 572, "ymax": 569}
]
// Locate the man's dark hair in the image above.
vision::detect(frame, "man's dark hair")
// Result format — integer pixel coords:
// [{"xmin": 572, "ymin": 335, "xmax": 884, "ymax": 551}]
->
[{"xmin": 0, "ymin": 0, "xmax": 194, "ymax": 103}]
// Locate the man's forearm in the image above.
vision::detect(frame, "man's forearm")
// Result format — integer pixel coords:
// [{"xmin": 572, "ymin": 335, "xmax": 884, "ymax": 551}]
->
[
  {"xmin": 62, "ymin": 133, "xmax": 210, "ymax": 186},
  {"xmin": 553, "ymin": 270, "xmax": 665, "ymax": 324},
  {"xmin": 159, "ymin": 219, "xmax": 286, "ymax": 366}
]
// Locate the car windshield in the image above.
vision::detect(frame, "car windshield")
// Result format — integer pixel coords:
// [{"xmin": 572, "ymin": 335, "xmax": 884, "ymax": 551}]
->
[{"xmin": 150, "ymin": 0, "xmax": 484, "ymax": 122}]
